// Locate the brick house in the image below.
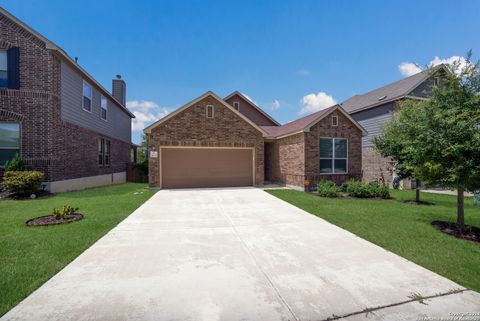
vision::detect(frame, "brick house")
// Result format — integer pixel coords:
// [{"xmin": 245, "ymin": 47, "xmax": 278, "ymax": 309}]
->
[
  {"xmin": 341, "ymin": 66, "xmax": 448, "ymax": 186},
  {"xmin": 145, "ymin": 91, "xmax": 366, "ymax": 189},
  {"xmin": 0, "ymin": 8, "xmax": 134, "ymax": 192}
]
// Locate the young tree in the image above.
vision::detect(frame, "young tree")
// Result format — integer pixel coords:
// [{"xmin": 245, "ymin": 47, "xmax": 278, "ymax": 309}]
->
[{"xmin": 374, "ymin": 54, "xmax": 480, "ymax": 231}]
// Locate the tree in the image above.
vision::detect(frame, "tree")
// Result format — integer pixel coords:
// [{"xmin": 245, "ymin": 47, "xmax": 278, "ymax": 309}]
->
[{"xmin": 374, "ymin": 53, "xmax": 480, "ymax": 231}]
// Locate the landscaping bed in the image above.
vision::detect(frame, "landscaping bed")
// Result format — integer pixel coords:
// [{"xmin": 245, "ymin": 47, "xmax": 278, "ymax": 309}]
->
[
  {"xmin": 432, "ymin": 221, "xmax": 480, "ymax": 243},
  {"xmin": 26, "ymin": 213, "xmax": 84, "ymax": 227}
]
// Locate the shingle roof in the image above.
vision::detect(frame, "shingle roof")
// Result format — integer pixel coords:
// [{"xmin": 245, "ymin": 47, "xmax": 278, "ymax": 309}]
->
[
  {"xmin": 260, "ymin": 106, "xmax": 336, "ymax": 138},
  {"xmin": 340, "ymin": 70, "xmax": 429, "ymax": 114}
]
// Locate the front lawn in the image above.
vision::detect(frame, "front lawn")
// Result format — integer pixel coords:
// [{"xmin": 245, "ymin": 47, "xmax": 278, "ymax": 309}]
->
[
  {"xmin": 0, "ymin": 183, "xmax": 156, "ymax": 316},
  {"xmin": 266, "ymin": 189, "xmax": 480, "ymax": 292}
]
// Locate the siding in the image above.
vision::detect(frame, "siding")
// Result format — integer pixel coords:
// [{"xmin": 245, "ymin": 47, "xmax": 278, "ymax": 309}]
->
[
  {"xmin": 60, "ymin": 61, "xmax": 131, "ymax": 143},
  {"xmin": 351, "ymin": 102, "xmax": 396, "ymax": 147}
]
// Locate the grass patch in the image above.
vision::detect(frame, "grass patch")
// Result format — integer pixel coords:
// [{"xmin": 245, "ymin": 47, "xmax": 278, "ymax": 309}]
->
[
  {"xmin": 0, "ymin": 183, "xmax": 156, "ymax": 316},
  {"xmin": 266, "ymin": 189, "xmax": 480, "ymax": 292}
]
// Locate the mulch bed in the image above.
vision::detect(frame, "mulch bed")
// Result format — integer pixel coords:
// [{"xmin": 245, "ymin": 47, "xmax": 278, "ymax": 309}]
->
[
  {"xmin": 403, "ymin": 200, "xmax": 435, "ymax": 206},
  {"xmin": 26, "ymin": 213, "xmax": 84, "ymax": 227},
  {"xmin": 432, "ymin": 220, "xmax": 480, "ymax": 243},
  {"xmin": 0, "ymin": 189, "xmax": 52, "ymax": 201}
]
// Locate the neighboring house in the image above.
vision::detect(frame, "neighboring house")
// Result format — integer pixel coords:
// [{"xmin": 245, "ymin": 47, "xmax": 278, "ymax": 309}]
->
[
  {"xmin": 341, "ymin": 66, "xmax": 448, "ymax": 186},
  {"xmin": 145, "ymin": 91, "xmax": 366, "ymax": 189},
  {"xmin": 0, "ymin": 7, "xmax": 135, "ymax": 192}
]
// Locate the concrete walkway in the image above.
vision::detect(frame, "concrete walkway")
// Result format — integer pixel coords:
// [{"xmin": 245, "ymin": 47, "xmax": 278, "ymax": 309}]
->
[{"xmin": 2, "ymin": 188, "xmax": 479, "ymax": 321}]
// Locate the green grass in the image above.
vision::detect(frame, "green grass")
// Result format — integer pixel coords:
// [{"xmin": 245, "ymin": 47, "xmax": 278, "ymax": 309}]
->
[
  {"xmin": 266, "ymin": 189, "xmax": 480, "ymax": 292},
  {"xmin": 0, "ymin": 183, "xmax": 156, "ymax": 316}
]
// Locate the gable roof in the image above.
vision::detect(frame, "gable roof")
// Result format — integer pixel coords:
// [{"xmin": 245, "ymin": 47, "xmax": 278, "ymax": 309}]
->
[
  {"xmin": 0, "ymin": 7, "xmax": 135, "ymax": 118},
  {"xmin": 340, "ymin": 65, "xmax": 449, "ymax": 114},
  {"xmin": 224, "ymin": 91, "xmax": 281, "ymax": 126},
  {"xmin": 260, "ymin": 105, "xmax": 367, "ymax": 139},
  {"xmin": 143, "ymin": 91, "xmax": 268, "ymax": 135}
]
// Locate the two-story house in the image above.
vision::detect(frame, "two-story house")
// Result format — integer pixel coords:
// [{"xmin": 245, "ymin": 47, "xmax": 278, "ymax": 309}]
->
[
  {"xmin": 341, "ymin": 66, "xmax": 448, "ymax": 186},
  {"xmin": 0, "ymin": 7, "xmax": 134, "ymax": 193}
]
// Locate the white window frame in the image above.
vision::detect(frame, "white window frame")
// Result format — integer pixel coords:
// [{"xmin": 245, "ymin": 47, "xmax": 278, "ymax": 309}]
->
[
  {"xmin": 82, "ymin": 80, "xmax": 93, "ymax": 113},
  {"xmin": 319, "ymin": 137, "xmax": 348, "ymax": 174},
  {"xmin": 233, "ymin": 101, "xmax": 240, "ymax": 111},
  {"xmin": 332, "ymin": 115, "xmax": 338, "ymax": 127},
  {"xmin": 100, "ymin": 95, "xmax": 108, "ymax": 121},
  {"xmin": 206, "ymin": 104, "xmax": 214, "ymax": 118}
]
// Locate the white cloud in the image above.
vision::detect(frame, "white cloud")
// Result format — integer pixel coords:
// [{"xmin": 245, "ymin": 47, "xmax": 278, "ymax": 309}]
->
[
  {"xmin": 269, "ymin": 99, "xmax": 280, "ymax": 110},
  {"xmin": 398, "ymin": 62, "xmax": 422, "ymax": 77},
  {"xmin": 297, "ymin": 69, "xmax": 311, "ymax": 76},
  {"xmin": 299, "ymin": 92, "xmax": 337, "ymax": 115},
  {"xmin": 398, "ymin": 55, "xmax": 472, "ymax": 77},
  {"xmin": 126, "ymin": 100, "xmax": 171, "ymax": 131}
]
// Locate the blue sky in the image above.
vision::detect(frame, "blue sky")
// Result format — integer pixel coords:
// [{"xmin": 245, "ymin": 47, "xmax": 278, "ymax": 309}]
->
[{"xmin": 2, "ymin": 0, "xmax": 479, "ymax": 143}]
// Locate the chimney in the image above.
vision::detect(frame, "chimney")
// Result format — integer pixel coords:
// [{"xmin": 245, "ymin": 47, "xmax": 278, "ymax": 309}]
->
[{"xmin": 112, "ymin": 74, "xmax": 126, "ymax": 106}]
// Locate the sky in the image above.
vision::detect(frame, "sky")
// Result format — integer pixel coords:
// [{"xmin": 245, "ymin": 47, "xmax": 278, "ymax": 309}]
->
[{"xmin": 2, "ymin": 0, "xmax": 479, "ymax": 143}]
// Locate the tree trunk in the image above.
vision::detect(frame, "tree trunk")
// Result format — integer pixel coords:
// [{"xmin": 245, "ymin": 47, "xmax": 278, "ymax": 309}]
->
[
  {"xmin": 457, "ymin": 187, "xmax": 465, "ymax": 231},
  {"xmin": 416, "ymin": 188, "xmax": 421, "ymax": 203}
]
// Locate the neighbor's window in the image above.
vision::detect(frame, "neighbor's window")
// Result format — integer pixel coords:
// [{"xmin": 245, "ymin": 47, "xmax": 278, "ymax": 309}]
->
[
  {"xmin": 332, "ymin": 115, "xmax": 338, "ymax": 127},
  {"xmin": 0, "ymin": 50, "xmax": 7, "ymax": 88},
  {"xmin": 233, "ymin": 101, "xmax": 240, "ymax": 111},
  {"xmin": 83, "ymin": 81, "xmax": 92, "ymax": 112},
  {"xmin": 206, "ymin": 104, "xmax": 214, "ymax": 118},
  {"xmin": 0, "ymin": 123, "xmax": 20, "ymax": 167},
  {"xmin": 319, "ymin": 138, "xmax": 347, "ymax": 174},
  {"xmin": 98, "ymin": 138, "xmax": 104, "ymax": 165},
  {"xmin": 101, "ymin": 95, "xmax": 107, "ymax": 120},
  {"xmin": 105, "ymin": 140, "xmax": 110, "ymax": 166}
]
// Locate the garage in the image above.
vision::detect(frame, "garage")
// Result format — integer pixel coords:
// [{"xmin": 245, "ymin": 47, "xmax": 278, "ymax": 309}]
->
[{"xmin": 161, "ymin": 148, "xmax": 254, "ymax": 189}]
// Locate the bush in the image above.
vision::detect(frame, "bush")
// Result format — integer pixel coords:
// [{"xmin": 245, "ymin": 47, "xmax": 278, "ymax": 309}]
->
[
  {"xmin": 316, "ymin": 180, "xmax": 341, "ymax": 198},
  {"xmin": 344, "ymin": 180, "xmax": 390, "ymax": 199},
  {"xmin": 53, "ymin": 205, "xmax": 79, "ymax": 220},
  {"xmin": 4, "ymin": 153, "xmax": 24, "ymax": 171},
  {"xmin": 2, "ymin": 171, "xmax": 44, "ymax": 196}
]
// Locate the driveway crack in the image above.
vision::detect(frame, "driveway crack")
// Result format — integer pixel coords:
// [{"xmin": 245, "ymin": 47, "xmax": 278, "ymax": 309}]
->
[{"xmin": 216, "ymin": 198, "xmax": 300, "ymax": 321}]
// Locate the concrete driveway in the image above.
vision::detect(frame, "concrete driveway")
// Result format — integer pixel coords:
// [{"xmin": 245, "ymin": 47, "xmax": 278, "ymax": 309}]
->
[{"xmin": 2, "ymin": 188, "xmax": 479, "ymax": 321}]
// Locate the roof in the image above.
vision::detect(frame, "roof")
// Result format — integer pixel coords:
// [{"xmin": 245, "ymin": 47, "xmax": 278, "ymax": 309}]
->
[
  {"xmin": 224, "ymin": 91, "xmax": 281, "ymax": 126},
  {"xmin": 261, "ymin": 105, "xmax": 367, "ymax": 138},
  {"xmin": 0, "ymin": 7, "xmax": 135, "ymax": 118},
  {"xmin": 340, "ymin": 66, "xmax": 448, "ymax": 114},
  {"xmin": 143, "ymin": 91, "xmax": 268, "ymax": 135}
]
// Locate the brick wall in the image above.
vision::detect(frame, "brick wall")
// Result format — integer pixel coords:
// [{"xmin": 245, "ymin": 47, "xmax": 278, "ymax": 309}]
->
[
  {"xmin": 265, "ymin": 133, "xmax": 305, "ymax": 186},
  {"xmin": 362, "ymin": 146, "xmax": 393, "ymax": 185},
  {"xmin": 147, "ymin": 95, "xmax": 264, "ymax": 187},
  {"xmin": 0, "ymin": 12, "xmax": 130, "ymax": 183}
]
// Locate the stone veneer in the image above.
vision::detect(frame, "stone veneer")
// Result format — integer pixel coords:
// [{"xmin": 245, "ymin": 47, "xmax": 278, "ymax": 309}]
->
[
  {"xmin": 147, "ymin": 96, "xmax": 264, "ymax": 187},
  {"xmin": 0, "ymin": 12, "xmax": 130, "ymax": 183}
]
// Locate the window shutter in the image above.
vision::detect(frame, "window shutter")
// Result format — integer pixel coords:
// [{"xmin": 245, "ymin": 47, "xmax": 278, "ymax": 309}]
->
[{"xmin": 7, "ymin": 47, "xmax": 20, "ymax": 89}]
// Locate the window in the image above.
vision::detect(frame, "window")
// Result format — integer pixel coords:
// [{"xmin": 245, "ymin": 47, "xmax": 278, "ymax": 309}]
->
[
  {"xmin": 0, "ymin": 50, "xmax": 7, "ymax": 88},
  {"xmin": 101, "ymin": 95, "xmax": 107, "ymax": 120},
  {"xmin": 98, "ymin": 138, "xmax": 104, "ymax": 166},
  {"xmin": 233, "ymin": 101, "xmax": 240, "ymax": 111},
  {"xmin": 83, "ymin": 81, "xmax": 92, "ymax": 112},
  {"xmin": 98, "ymin": 138, "xmax": 111, "ymax": 166},
  {"xmin": 332, "ymin": 115, "xmax": 338, "ymax": 127},
  {"xmin": 0, "ymin": 123, "xmax": 20, "ymax": 167},
  {"xmin": 319, "ymin": 138, "xmax": 348, "ymax": 174},
  {"xmin": 206, "ymin": 104, "xmax": 214, "ymax": 118},
  {"xmin": 433, "ymin": 77, "xmax": 440, "ymax": 87}
]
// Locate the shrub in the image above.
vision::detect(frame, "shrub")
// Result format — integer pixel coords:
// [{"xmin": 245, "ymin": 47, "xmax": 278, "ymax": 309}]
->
[
  {"xmin": 344, "ymin": 180, "xmax": 390, "ymax": 199},
  {"xmin": 4, "ymin": 153, "xmax": 24, "ymax": 171},
  {"xmin": 53, "ymin": 205, "xmax": 79, "ymax": 220},
  {"xmin": 2, "ymin": 171, "xmax": 44, "ymax": 196},
  {"xmin": 316, "ymin": 180, "xmax": 341, "ymax": 198}
]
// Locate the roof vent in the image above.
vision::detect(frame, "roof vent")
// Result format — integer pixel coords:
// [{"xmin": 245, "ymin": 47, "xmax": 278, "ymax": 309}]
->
[{"xmin": 378, "ymin": 95, "xmax": 387, "ymax": 101}]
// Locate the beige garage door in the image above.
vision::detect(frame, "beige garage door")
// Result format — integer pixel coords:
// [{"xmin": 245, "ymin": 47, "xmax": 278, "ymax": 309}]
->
[{"xmin": 161, "ymin": 148, "xmax": 254, "ymax": 189}]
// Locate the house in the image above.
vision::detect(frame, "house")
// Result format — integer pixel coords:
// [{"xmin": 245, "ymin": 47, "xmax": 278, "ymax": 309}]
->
[
  {"xmin": 144, "ymin": 91, "xmax": 366, "ymax": 189},
  {"xmin": 341, "ymin": 66, "xmax": 448, "ymax": 186},
  {"xmin": 0, "ymin": 7, "xmax": 135, "ymax": 192}
]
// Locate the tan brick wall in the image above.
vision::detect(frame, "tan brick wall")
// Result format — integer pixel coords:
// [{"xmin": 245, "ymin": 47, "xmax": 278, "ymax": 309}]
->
[
  {"xmin": 304, "ymin": 111, "xmax": 363, "ymax": 186},
  {"xmin": 265, "ymin": 133, "xmax": 305, "ymax": 186},
  {"xmin": 362, "ymin": 146, "xmax": 394, "ymax": 185},
  {"xmin": 147, "ymin": 96, "xmax": 264, "ymax": 187}
]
